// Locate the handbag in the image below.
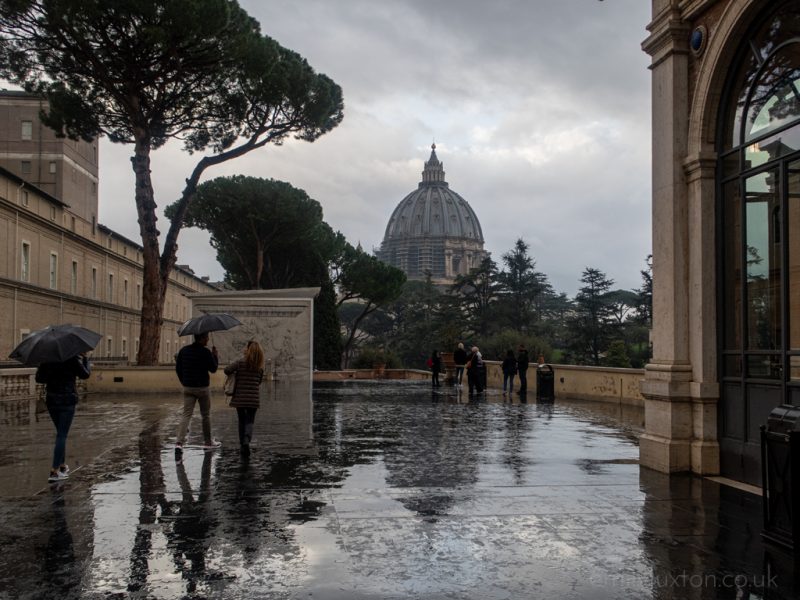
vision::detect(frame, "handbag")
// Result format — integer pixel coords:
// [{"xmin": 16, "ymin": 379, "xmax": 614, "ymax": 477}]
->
[{"xmin": 224, "ymin": 372, "xmax": 236, "ymax": 398}]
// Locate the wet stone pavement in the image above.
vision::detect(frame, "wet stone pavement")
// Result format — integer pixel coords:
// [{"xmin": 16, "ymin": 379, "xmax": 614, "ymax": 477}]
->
[{"xmin": 0, "ymin": 380, "xmax": 795, "ymax": 599}]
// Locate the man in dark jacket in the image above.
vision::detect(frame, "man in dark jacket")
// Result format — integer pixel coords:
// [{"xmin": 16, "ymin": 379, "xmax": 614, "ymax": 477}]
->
[
  {"xmin": 175, "ymin": 332, "xmax": 219, "ymax": 454},
  {"xmin": 517, "ymin": 344, "xmax": 530, "ymax": 393}
]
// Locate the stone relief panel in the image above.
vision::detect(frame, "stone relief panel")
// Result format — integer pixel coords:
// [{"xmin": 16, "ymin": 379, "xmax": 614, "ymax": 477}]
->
[{"xmin": 188, "ymin": 291, "xmax": 315, "ymax": 385}]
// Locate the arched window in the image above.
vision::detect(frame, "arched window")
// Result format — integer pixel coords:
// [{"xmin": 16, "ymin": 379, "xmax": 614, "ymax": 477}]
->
[{"xmin": 718, "ymin": 0, "xmax": 800, "ymax": 482}]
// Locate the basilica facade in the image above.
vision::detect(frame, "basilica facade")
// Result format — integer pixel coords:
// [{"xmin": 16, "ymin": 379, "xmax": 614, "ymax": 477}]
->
[{"xmin": 376, "ymin": 145, "xmax": 488, "ymax": 286}]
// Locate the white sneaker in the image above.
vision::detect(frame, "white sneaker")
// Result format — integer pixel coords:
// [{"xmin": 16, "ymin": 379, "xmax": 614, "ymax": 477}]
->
[
  {"xmin": 203, "ymin": 439, "xmax": 222, "ymax": 450},
  {"xmin": 48, "ymin": 470, "xmax": 69, "ymax": 482}
]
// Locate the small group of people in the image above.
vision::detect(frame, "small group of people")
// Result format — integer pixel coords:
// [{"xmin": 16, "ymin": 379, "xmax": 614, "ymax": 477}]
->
[
  {"xmin": 174, "ymin": 332, "xmax": 266, "ymax": 459},
  {"xmin": 426, "ymin": 342, "xmax": 532, "ymax": 396},
  {"xmin": 501, "ymin": 344, "xmax": 530, "ymax": 395},
  {"xmin": 36, "ymin": 331, "xmax": 267, "ymax": 483}
]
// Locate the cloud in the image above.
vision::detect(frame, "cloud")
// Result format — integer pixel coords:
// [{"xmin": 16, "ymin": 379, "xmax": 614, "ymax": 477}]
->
[{"xmin": 97, "ymin": 0, "xmax": 653, "ymax": 296}]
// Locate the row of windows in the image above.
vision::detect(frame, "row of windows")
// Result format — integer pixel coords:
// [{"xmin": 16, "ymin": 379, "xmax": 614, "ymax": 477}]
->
[
  {"xmin": 19, "ymin": 119, "xmax": 98, "ymax": 160},
  {"xmin": 17, "ymin": 241, "xmax": 189, "ymax": 319}
]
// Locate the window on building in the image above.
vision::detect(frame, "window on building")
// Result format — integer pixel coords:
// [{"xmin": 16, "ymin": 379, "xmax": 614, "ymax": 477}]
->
[
  {"xmin": 106, "ymin": 337, "xmax": 112, "ymax": 357},
  {"xmin": 122, "ymin": 338, "xmax": 127, "ymax": 357},
  {"xmin": 135, "ymin": 338, "xmax": 140, "ymax": 357},
  {"xmin": 49, "ymin": 205, "xmax": 56, "ymax": 220},
  {"xmin": 19, "ymin": 189, "xmax": 29, "ymax": 207},
  {"xmin": 92, "ymin": 215, "xmax": 96, "ymax": 236},
  {"xmin": 123, "ymin": 279, "xmax": 129, "ymax": 305},
  {"xmin": 71, "ymin": 261, "xmax": 78, "ymax": 294},
  {"xmin": 49, "ymin": 253, "xmax": 58, "ymax": 289},
  {"xmin": 21, "ymin": 160, "xmax": 31, "ymax": 174},
  {"xmin": 91, "ymin": 267, "xmax": 97, "ymax": 298},
  {"xmin": 92, "ymin": 181, "xmax": 97, "ymax": 196},
  {"xmin": 21, "ymin": 120, "xmax": 32, "ymax": 140},
  {"xmin": 108, "ymin": 273, "xmax": 114, "ymax": 302},
  {"xmin": 20, "ymin": 242, "xmax": 30, "ymax": 282},
  {"xmin": 49, "ymin": 161, "xmax": 56, "ymax": 174},
  {"xmin": 71, "ymin": 217, "xmax": 76, "ymax": 232}
]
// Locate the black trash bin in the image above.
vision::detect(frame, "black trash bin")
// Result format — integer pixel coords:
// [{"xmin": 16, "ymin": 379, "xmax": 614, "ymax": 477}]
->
[
  {"xmin": 761, "ymin": 404, "xmax": 800, "ymax": 551},
  {"xmin": 536, "ymin": 364, "xmax": 554, "ymax": 402}
]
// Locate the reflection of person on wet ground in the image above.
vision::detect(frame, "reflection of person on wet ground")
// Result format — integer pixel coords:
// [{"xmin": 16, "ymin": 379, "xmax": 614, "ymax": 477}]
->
[
  {"xmin": 42, "ymin": 487, "xmax": 80, "ymax": 597},
  {"xmin": 224, "ymin": 340, "xmax": 265, "ymax": 457},
  {"xmin": 169, "ymin": 452, "xmax": 215, "ymax": 593}
]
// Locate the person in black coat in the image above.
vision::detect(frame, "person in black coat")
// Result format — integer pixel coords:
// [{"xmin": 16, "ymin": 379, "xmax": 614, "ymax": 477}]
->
[
  {"xmin": 502, "ymin": 349, "xmax": 517, "ymax": 394},
  {"xmin": 430, "ymin": 350, "xmax": 442, "ymax": 388},
  {"xmin": 466, "ymin": 346, "xmax": 484, "ymax": 394},
  {"xmin": 175, "ymin": 332, "xmax": 220, "ymax": 454},
  {"xmin": 36, "ymin": 354, "xmax": 91, "ymax": 482},
  {"xmin": 453, "ymin": 343, "xmax": 468, "ymax": 387},
  {"xmin": 517, "ymin": 344, "xmax": 530, "ymax": 393}
]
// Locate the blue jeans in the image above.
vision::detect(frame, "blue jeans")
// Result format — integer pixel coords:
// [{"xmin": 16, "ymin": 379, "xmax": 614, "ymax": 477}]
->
[
  {"xmin": 503, "ymin": 374, "xmax": 515, "ymax": 393},
  {"xmin": 47, "ymin": 400, "xmax": 76, "ymax": 470},
  {"xmin": 455, "ymin": 366, "xmax": 465, "ymax": 384}
]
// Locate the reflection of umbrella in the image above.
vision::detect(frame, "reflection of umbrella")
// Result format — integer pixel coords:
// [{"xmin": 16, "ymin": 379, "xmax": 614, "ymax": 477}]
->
[
  {"xmin": 177, "ymin": 313, "xmax": 242, "ymax": 336},
  {"xmin": 9, "ymin": 324, "xmax": 102, "ymax": 365}
]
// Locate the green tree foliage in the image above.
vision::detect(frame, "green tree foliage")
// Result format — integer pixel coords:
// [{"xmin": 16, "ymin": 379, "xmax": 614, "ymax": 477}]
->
[
  {"xmin": 568, "ymin": 267, "xmax": 615, "ymax": 365},
  {"xmin": 314, "ymin": 278, "xmax": 342, "ymax": 370},
  {"xmin": 604, "ymin": 340, "xmax": 632, "ymax": 368},
  {"xmin": 0, "ymin": 0, "xmax": 344, "ymax": 364},
  {"xmin": 496, "ymin": 238, "xmax": 553, "ymax": 332},
  {"xmin": 449, "ymin": 256, "xmax": 501, "ymax": 338},
  {"xmin": 633, "ymin": 254, "xmax": 653, "ymax": 326},
  {"xmin": 336, "ymin": 246, "xmax": 406, "ymax": 367},
  {"xmin": 166, "ymin": 175, "xmax": 345, "ymax": 289}
]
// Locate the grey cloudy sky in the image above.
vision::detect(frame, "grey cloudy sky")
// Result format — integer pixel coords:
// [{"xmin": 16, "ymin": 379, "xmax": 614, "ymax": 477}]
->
[{"xmin": 98, "ymin": 0, "xmax": 653, "ymax": 297}]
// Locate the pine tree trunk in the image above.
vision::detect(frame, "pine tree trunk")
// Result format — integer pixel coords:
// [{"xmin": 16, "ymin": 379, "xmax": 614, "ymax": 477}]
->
[{"xmin": 132, "ymin": 138, "xmax": 164, "ymax": 366}]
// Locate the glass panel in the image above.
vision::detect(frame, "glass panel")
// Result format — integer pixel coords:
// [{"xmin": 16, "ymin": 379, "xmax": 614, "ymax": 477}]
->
[
  {"xmin": 745, "ymin": 171, "xmax": 781, "ymax": 351},
  {"xmin": 723, "ymin": 180, "xmax": 742, "ymax": 350},
  {"xmin": 724, "ymin": 2, "xmax": 800, "ymax": 150},
  {"xmin": 744, "ymin": 125, "xmax": 800, "ymax": 170},
  {"xmin": 789, "ymin": 158, "xmax": 800, "ymax": 352},
  {"xmin": 744, "ymin": 43, "xmax": 800, "ymax": 143},
  {"xmin": 746, "ymin": 354, "xmax": 782, "ymax": 379},
  {"xmin": 721, "ymin": 150, "xmax": 740, "ymax": 179},
  {"xmin": 724, "ymin": 354, "xmax": 742, "ymax": 377}
]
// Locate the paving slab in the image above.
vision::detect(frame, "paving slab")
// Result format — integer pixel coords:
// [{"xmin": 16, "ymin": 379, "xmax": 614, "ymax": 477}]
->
[{"xmin": 0, "ymin": 380, "xmax": 796, "ymax": 599}]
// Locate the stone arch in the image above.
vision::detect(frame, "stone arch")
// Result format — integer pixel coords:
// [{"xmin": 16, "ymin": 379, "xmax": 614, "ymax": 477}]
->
[{"xmin": 688, "ymin": 0, "xmax": 774, "ymax": 155}]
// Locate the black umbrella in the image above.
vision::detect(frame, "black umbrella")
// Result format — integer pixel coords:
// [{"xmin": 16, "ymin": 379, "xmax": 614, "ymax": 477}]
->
[
  {"xmin": 9, "ymin": 324, "xmax": 102, "ymax": 366},
  {"xmin": 177, "ymin": 313, "xmax": 242, "ymax": 336}
]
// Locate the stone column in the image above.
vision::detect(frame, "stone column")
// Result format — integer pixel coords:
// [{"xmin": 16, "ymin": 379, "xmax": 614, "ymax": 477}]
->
[{"xmin": 640, "ymin": 3, "xmax": 695, "ymax": 473}]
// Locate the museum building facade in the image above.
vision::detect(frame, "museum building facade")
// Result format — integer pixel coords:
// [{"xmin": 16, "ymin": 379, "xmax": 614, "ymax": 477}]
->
[
  {"xmin": 643, "ymin": 0, "xmax": 800, "ymax": 484},
  {"xmin": 0, "ymin": 91, "xmax": 217, "ymax": 363}
]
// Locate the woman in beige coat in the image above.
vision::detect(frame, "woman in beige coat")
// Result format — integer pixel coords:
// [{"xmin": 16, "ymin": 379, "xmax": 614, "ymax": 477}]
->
[{"xmin": 224, "ymin": 340, "xmax": 264, "ymax": 456}]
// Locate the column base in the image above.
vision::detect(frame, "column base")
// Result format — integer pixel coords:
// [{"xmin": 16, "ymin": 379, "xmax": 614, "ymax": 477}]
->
[
  {"xmin": 639, "ymin": 433, "xmax": 691, "ymax": 473},
  {"xmin": 691, "ymin": 440, "xmax": 720, "ymax": 475}
]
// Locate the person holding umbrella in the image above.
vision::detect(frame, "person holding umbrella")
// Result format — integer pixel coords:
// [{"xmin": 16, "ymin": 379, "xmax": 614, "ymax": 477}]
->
[
  {"xmin": 36, "ymin": 355, "xmax": 91, "ymax": 482},
  {"xmin": 175, "ymin": 332, "xmax": 221, "ymax": 455},
  {"xmin": 10, "ymin": 324, "xmax": 99, "ymax": 483}
]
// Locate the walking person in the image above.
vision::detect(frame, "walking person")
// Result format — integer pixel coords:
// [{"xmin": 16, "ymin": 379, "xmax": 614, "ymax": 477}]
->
[
  {"xmin": 430, "ymin": 350, "xmax": 442, "ymax": 388},
  {"xmin": 517, "ymin": 344, "xmax": 530, "ymax": 394},
  {"xmin": 224, "ymin": 340, "xmax": 265, "ymax": 457},
  {"xmin": 502, "ymin": 349, "xmax": 517, "ymax": 395},
  {"xmin": 175, "ymin": 332, "xmax": 220, "ymax": 457},
  {"xmin": 453, "ymin": 342, "xmax": 467, "ymax": 387},
  {"xmin": 36, "ymin": 353, "xmax": 91, "ymax": 482}
]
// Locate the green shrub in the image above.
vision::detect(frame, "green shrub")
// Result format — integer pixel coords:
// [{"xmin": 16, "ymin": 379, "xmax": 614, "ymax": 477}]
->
[{"xmin": 351, "ymin": 347, "xmax": 402, "ymax": 369}]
